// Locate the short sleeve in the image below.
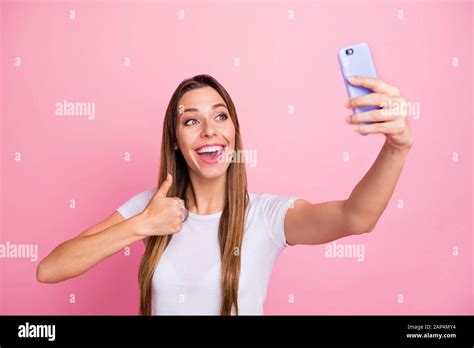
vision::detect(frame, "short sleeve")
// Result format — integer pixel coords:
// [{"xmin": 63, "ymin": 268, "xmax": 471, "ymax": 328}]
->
[
  {"xmin": 257, "ymin": 193, "xmax": 300, "ymax": 249},
  {"xmin": 116, "ymin": 187, "xmax": 156, "ymax": 219}
]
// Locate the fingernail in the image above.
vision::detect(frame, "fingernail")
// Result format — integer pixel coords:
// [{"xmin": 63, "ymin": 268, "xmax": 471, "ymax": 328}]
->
[
  {"xmin": 348, "ymin": 76, "xmax": 356, "ymax": 83},
  {"xmin": 345, "ymin": 115, "xmax": 352, "ymax": 123},
  {"xmin": 345, "ymin": 100, "xmax": 351, "ymax": 108},
  {"xmin": 353, "ymin": 126, "xmax": 360, "ymax": 132}
]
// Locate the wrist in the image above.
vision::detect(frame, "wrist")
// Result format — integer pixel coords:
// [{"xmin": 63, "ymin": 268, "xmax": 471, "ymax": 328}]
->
[
  {"xmin": 384, "ymin": 140, "xmax": 412, "ymax": 155},
  {"xmin": 129, "ymin": 212, "xmax": 150, "ymax": 238}
]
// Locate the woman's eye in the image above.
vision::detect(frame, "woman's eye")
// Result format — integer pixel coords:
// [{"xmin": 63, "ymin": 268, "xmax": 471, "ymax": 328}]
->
[
  {"xmin": 184, "ymin": 119, "xmax": 197, "ymax": 126},
  {"xmin": 183, "ymin": 113, "xmax": 227, "ymax": 126},
  {"xmin": 216, "ymin": 113, "xmax": 228, "ymax": 121}
]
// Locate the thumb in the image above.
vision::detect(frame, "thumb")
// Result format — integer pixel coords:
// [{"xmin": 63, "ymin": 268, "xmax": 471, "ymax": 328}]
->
[{"xmin": 155, "ymin": 173, "xmax": 173, "ymax": 198}]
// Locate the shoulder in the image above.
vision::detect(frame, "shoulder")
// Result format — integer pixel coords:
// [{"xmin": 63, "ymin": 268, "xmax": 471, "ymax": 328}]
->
[
  {"xmin": 249, "ymin": 192, "xmax": 299, "ymax": 211},
  {"xmin": 116, "ymin": 187, "xmax": 157, "ymax": 219},
  {"xmin": 124, "ymin": 187, "xmax": 157, "ymax": 206},
  {"xmin": 247, "ymin": 191, "xmax": 300, "ymax": 248}
]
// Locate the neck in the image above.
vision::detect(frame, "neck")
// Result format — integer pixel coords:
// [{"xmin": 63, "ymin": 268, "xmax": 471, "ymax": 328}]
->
[{"xmin": 186, "ymin": 171, "xmax": 226, "ymax": 215}]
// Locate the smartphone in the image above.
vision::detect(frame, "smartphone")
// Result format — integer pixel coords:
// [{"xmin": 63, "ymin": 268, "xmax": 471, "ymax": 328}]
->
[{"xmin": 337, "ymin": 42, "xmax": 380, "ymax": 134}]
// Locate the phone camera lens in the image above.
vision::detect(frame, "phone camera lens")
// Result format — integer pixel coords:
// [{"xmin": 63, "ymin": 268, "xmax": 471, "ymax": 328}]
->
[{"xmin": 346, "ymin": 48, "xmax": 354, "ymax": 55}]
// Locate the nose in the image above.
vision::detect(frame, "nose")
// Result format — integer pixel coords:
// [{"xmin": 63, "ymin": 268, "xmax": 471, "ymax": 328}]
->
[{"xmin": 201, "ymin": 118, "xmax": 217, "ymax": 138}]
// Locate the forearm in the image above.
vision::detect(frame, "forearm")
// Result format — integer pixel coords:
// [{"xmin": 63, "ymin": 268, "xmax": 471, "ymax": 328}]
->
[
  {"xmin": 344, "ymin": 140, "xmax": 411, "ymax": 232},
  {"xmin": 37, "ymin": 215, "xmax": 145, "ymax": 283}
]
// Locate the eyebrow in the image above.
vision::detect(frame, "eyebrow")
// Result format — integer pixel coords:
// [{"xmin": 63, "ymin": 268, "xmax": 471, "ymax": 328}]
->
[{"xmin": 181, "ymin": 103, "xmax": 228, "ymax": 116}]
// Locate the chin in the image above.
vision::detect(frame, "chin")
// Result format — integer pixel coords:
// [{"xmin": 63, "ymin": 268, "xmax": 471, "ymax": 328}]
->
[{"xmin": 197, "ymin": 166, "xmax": 228, "ymax": 180}]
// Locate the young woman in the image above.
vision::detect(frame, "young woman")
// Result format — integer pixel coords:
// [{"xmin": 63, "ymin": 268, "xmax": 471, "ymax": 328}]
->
[{"xmin": 36, "ymin": 74, "xmax": 413, "ymax": 316}]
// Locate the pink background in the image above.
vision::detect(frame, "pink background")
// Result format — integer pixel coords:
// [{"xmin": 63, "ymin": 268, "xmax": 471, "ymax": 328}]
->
[{"xmin": 1, "ymin": 0, "xmax": 472, "ymax": 315}]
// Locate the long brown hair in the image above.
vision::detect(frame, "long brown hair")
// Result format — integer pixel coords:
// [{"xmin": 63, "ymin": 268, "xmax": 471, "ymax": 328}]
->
[{"xmin": 138, "ymin": 74, "xmax": 249, "ymax": 315}]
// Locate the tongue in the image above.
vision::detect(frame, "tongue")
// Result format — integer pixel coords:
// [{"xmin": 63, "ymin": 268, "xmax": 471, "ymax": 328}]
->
[{"xmin": 201, "ymin": 151, "xmax": 218, "ymax": 159}]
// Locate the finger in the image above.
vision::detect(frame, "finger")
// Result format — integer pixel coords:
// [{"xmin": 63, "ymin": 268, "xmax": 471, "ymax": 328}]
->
[
  {"xmin": 155, "ymin": 173, "xmax": 173, "ymax": 198},
  {"xmin": 357, "ymin": 119, "xmax": 406, "ymax": 135},
  {"xmin": 346, "ymin": 93, "xmax": 390, "ymax": 109},
  {"xmin": 346, "ymin": 109, "xmax": 399, "ymax": 124},
  {"xmin": 174, "ymin": 198, "xmax": 184, "ymax": 209},
  {"xmin": 383, "ymin": 97, "xmax": 409, "ymax": 118},
  {"xmin": 347, "ymin": 76, "xmax": 400, "ymax": 97}
]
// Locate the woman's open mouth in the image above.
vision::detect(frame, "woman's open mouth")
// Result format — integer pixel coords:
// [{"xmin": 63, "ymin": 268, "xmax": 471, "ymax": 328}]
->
[{"xmin": 195, "ymin": 144, "xmax": 225, "ymax": 165}]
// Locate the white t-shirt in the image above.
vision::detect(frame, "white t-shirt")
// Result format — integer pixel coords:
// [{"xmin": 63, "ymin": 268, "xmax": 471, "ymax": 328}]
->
[{"xmin": 116, "ymin": 188, "xmax": 299, "ymax": 315}]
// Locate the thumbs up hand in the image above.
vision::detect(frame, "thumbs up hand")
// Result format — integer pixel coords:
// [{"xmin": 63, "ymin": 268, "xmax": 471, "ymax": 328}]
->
[{"xmin": 137, "ymin": 173, "xmax": 186, "ymax": 237}]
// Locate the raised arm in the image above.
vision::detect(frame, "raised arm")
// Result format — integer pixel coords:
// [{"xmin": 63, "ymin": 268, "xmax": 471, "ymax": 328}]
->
[{"xmin": 284, "ymin": 76, "xmax": 413, "ymax": 246}]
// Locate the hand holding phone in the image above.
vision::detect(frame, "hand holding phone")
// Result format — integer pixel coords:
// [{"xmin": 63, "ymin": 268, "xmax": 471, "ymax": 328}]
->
[{"xmin": 337, "ymin": 42, "xmax": 381, "ymax": 136}]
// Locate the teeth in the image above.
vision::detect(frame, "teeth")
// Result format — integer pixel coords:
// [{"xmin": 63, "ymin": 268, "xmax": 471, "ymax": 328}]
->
[{"xmin": 196, "ymin": 145, "xmax": 224, "ymax": 154}]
